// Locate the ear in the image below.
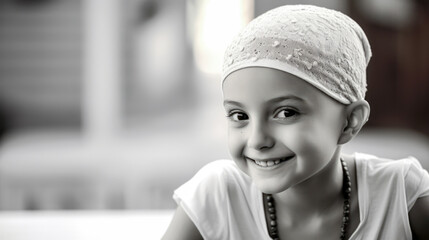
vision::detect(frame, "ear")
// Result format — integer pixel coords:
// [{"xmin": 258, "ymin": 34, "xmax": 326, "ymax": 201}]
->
[{"xmin": 338, "ymin": 100, "xmax": 370, "ymax": 145}]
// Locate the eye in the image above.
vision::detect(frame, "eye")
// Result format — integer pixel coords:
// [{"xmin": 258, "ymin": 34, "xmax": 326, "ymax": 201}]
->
[
  {"xmin": 274, "ymin": 108, "xmax": 298, "ymax": 119},
  {"xmin": 227, "ymin": 111, "xmax": 249, "ymax": 121}
]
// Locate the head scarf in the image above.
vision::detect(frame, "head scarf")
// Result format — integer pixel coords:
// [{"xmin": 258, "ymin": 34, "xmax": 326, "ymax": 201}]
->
[{"xmin": 222, "ymin": 5, "xmax": 372, "ymax": 104}]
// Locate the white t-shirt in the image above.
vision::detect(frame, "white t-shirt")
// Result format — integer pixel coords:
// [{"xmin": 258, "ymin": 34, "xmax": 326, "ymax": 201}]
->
[{"xmin": 173, "ymin": 153, "xmax": 429, "ymax": 240}]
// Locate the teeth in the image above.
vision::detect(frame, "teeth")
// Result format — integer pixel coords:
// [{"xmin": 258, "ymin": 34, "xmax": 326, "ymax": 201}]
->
[
  {"xmin": 254, "ymin": 159, "xmax": 282, "ymax": 167},
  {"xmin": 255, "ymin": 160, "xmax": 267, "ymax": 167}
]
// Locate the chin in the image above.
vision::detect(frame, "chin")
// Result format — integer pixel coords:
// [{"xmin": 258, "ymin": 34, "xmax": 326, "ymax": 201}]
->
[{"xmin": 253, "ymin": 179, "xmax": 292, "ymax": 194}]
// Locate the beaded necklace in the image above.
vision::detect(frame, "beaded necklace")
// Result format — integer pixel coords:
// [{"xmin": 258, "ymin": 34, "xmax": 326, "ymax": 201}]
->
[{"xmin": 263, "ymin": 158, "xmax": 351, "ymax": 240}]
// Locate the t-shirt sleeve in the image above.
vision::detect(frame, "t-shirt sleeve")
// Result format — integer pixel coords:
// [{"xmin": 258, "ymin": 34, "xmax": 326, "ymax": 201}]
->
[
  {"xmin": 173, "ymin": 160, "xmax": 231, "ymax": 239},
  {"xmin": 404, "ymin": 157, "xmax": 429, "ymax": 210}
]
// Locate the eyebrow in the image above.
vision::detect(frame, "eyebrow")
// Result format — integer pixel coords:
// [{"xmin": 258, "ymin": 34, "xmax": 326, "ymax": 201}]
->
[
  {"xmin": 266, "ymin": 96, "xmax": 305, "ymax": 104},
  {"xmin": 223, "ymin": 100, "xmax": 244, "ymax": 107},
  {"xmin": 223, "ymin": 95, "xmax": 305, "ymax": 106}
]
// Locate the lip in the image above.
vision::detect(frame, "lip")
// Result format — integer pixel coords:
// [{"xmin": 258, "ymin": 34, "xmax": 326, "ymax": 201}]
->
[{"xmin": 245, "ymin": 155, "xmax": 295, "ymax": 169}]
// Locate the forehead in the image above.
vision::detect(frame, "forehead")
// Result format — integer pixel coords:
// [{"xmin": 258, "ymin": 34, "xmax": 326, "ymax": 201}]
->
[{"xmin": 222, "ymin": 67, "xmax": 327, "ymax": 104}]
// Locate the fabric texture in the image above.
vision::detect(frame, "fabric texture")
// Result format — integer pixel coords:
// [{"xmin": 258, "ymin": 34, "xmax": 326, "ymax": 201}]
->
[
  {"xmin": 222, "ymin": 5, "xmax": 372, "ymax": 104},
  {"xmin": 173, "ymin": 154, "xmax": 429, "ymax": 240}
]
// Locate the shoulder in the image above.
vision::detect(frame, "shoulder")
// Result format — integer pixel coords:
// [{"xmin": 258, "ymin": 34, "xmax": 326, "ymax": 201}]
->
[
  {"xmin": 192, "ymin": 159, "xmax": 247, "ymax": 184},
  {"xmin": 355, "ymin": 152, "xmax": 426, "ymax": 177},
  {"xmin": 355, "ymin": 153, "xmax": 429, "ymax": 209},
  {"xmin": 172, "ymin": 160, "xmax": 257, "ymax": 239},
  {"xmin": 194, "ymin": 160, "xmax": 253, "ymax": 193},
  {"xmin": 174, "ymin": 159, "xmax": 251, "ymax": 201},
  {"xmin": 178, "ymin": 160, "xmax": 233, "ymax": 191},
  {"xmin": 197, "ymin": 159, "xmax": 240, "ymax": 175}
]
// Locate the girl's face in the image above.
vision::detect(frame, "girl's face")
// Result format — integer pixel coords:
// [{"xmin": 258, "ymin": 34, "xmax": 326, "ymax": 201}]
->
[{"xmin": 222, "ymin": 67, "xmax": 346, "ymax": 194}]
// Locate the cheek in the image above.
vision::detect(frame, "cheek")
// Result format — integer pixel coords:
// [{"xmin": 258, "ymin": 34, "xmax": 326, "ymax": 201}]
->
[
  {"xmin": 277, "ymin": 122, "xmax": 338, "ymax": 156},
  {"xmin": 227, "ymin": 128, "xmax": 251, "ymax": 175},
  {"xmin": 227, "ymin": 128, "xmax": 245, "ymax": 158},
  {"xmin": 300, "ymin": 121, "xmax": 341, "ymax": 160}
]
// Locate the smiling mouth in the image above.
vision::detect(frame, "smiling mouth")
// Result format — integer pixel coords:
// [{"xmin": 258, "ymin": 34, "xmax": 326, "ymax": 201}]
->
[{"xmin": 246, "ymin": 156, "xmax": 295, "ymax": 168}]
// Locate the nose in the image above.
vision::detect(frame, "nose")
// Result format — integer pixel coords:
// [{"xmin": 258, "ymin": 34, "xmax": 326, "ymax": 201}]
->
[{"xmin": 247, "ymin": 120, "xmax": 275, "ymax": 150}]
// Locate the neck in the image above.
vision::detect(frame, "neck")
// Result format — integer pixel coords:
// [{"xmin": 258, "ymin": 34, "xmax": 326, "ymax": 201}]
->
[{"xmin": 274, "ymin": 149, "xmax": 344, "ymax": 218}]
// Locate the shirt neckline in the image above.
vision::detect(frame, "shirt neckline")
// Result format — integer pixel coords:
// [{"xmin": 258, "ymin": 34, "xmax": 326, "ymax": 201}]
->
[
  {"xmin": 256, "ymin": 153, "xmax": 366, "ymax": 239},
  {"xmin": 348, "ymin": 152, "xmax": 366, "ymax": 239}
]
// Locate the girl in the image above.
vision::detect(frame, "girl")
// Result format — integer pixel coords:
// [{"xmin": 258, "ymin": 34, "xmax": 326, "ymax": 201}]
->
[{"xmin": 162, "ymin": 5, "xmax": 429, "ymax": 239}]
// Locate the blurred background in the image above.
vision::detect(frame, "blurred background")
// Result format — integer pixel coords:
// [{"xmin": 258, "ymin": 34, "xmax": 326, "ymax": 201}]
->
[{"xmin": 0, "ymin": 0, "xmax": 428, "ymax": 238}]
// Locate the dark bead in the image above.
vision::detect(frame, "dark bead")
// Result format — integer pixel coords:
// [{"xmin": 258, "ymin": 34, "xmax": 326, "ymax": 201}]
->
[
  {"xmin": 343, "ymin": 192, "xmax": 350, "ymax": 198},
  {"xmin": 270, "ymin": 214, "xmax": 276, "ymax": 220},
  {"xmin": 268, "ymin": 201, "xmax": 273, "ymax": 207},
  {"xmin": 338, "ymin": 160, "xmax": 351, "ymax": 240},
  {"xmin": 270, "ymin": 220, "xmax": 277, "ymax": 226},
  {"xmin": 266, "ymin": 195, "xmax": 272, "ymax": 201},
  {"xmin": 271, "ymin": 226, "xmax": 277, "ymax": 232},
  {"xmin": 268, "ymin": 207, "xmax": 275, "ymax": 213}
]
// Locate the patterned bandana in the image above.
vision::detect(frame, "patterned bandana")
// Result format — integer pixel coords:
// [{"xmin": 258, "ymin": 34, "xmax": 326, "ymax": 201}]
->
[{"xmin": 222, "ymin": 5, "xmax": 372, "ymax": 104}]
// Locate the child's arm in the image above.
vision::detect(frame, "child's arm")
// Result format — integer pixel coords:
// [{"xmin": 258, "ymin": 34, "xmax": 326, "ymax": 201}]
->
[
  {"xmin": 162, "ymin": 205, "xmax": 203, "ymax": 240},
  {"xmin": 409, "ymin": 196, "xmax": 429, "ymax": 239}
]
